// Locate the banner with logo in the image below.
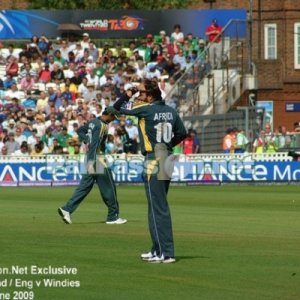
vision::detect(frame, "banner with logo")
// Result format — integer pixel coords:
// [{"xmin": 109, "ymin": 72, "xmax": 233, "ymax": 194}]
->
[
  {"xmin": 0, "ymin": 9, "xmax": 246, "ymax": 39},
  {"xmin": 0, "ymin": 156, "xmax": 299, "ymax": 186}
]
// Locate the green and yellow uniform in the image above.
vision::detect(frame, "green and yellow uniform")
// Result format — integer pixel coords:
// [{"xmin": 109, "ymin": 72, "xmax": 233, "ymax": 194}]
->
[
  {"xmin": 62, "ymin": 118, "xmax": 121, "ymax": 222},
  {"xmin": 119, "ymin": 99, "xmax": 187, "ymax": 258}
]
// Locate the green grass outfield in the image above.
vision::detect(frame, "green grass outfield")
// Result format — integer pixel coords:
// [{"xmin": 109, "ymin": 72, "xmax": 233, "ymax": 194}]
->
[{"xmin": 0, "ymin": 185, "xmax": 300, "ymax": 300}]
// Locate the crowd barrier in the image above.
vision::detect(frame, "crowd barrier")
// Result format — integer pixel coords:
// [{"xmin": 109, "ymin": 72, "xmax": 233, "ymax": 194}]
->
[{"xmin": 0, "ymin": 152, "xmax": 299, "ymax": 187}]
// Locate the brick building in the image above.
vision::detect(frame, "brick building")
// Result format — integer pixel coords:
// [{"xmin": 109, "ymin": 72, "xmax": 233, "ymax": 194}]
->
[
  {"xmin": 0, "ymin": 0, "xmax": 27, "ymax": 9},
  {"xmin": 195, "ymin": 0, "xmax": 300, "ymax": 131},
  {"xmin": 1, "ymin": 0, "xmax": 300, "ymax": 130}
]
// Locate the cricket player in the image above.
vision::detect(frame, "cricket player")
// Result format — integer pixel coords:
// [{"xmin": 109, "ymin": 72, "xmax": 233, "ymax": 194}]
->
[
  {"xmin": 109, "ymin": 79, "xmax": 187, "ymax": 263},
  {"xmin": 58, "ymin": 109, "xmax": 127, "ymax": 225}
]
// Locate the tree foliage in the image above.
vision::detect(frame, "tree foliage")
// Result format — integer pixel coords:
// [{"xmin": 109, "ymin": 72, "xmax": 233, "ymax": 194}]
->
[{"xmin": 28, "ymin": 0, "xmax": 193, "ymax": 9}]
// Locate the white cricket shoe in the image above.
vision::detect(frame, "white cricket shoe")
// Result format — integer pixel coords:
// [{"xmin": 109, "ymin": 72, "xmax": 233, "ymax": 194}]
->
[
  {"xmin": 106, "ymin": 218, "xmax": 127, "ymax": 225},
  {"xmin": 58, "ymin": 208, "xmax": 72, "ymax": 224},
  {"xmin": 163, "ymin": 257, "xmax": 176, "ymax": 264},
  {"xmin": 148, "ymin": 254, "xmax": 165, "ymax": 263},
  {"xmin": 148, "ymin": 254, "xmax": 176, "ymax": 264},
  {"xmin": 141, "ymin": 251, "xmax": 156, "ymax": 261}
]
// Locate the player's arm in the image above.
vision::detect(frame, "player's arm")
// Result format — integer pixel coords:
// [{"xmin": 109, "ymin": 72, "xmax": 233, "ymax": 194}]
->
[
  {"xmin": 171, "ymin": 113, "xmax": 187, "ymax": 147},
  {"xmin": 113, "ymin": 93, "xmax": 130, "ymax": 110},
  {"xmin": 120, "ymin": 104, "xmax": 149, "ymax": 118},
  {"xmin": 76, "ymin": 122, "xmax": 90, "ymax": 144},
  {"xmin": 113, "ymin": 88, "xmax": 137, "ymax": 110},
  {"xmin": 88, "ymin": 122, "xmax": 102, "ymax": 160}
]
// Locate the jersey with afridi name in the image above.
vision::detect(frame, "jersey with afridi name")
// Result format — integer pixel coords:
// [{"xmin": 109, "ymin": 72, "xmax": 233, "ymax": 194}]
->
[
  {"xmin": 76, "ymin": 118, "xmax": 108, "ymax": 161},
  {"xmin": 120, "ymin": 100, "xmax": 187, "ymax": 155}
]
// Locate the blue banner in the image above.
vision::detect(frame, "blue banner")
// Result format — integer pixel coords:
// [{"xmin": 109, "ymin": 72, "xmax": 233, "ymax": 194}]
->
[
  {"xmin": 0, "ymin": 9, "xmax": 246, "ymax": 39},
  {"xmin": 0, "ymin": 158, "xmax": 300, "ymax": 186},
  {"xmin": 285, "ymin": 102, "xmax": 300, "ymax": 112}
]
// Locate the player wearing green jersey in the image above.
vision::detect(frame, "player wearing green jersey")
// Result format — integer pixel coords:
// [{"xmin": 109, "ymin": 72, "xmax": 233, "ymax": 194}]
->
[
  {"xmin": 58, "ymin": 110, "xmax": 127, "ymax": 225},
  {"xmin": 111, "ymin": 79, "xmax": 187, "ymax": 263}
]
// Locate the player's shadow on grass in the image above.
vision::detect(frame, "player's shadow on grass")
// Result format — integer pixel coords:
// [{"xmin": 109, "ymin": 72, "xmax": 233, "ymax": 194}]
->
[
  {"xmin": 72, "ymin": 221, "xmax": 104, "ymax": 225},
  {"xmin": 73, "ymin": 220, "xmax": 140, "ymax": 225},
  {"xmin": 176, "ymin": 256, "xmax": 210, "ymax": 261}
]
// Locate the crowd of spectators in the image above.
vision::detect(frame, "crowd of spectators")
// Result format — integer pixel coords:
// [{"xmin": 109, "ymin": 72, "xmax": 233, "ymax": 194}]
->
[
  {"xmin": 222, "ymin": 123, "xmax": 300, "ymax": 154},
  {"xmin": 252, "ymin": 123, "xmax": 300, "ymax": 154},
  {"xmin": 0, "ymin": 26, "xmax": 208, "ymax": 157},
  {"xmin": 2, "ymin": 24, "xmax": 296, "ymax": 157}
]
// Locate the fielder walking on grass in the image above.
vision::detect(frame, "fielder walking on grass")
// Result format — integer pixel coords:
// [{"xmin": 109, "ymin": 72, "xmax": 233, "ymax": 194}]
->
[
  {"xmin": 109, "ymin": 79, "xmax": 187, "ymax": 263},
  {"xmin": 58, "ymin": 110, "xmax": 127, "ymax": 225}
]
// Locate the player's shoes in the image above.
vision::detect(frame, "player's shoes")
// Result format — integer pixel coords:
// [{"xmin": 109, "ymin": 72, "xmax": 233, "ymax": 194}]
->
[
  {"xmin": 141, "ymin": 251, "xmax": 156, "ymax": 261},
  {"xmin": 148, "ymin": 254, "xmax": 165, "ymax": 263},
  {"xmin": 106, "ymin": 218, "xmax": 127, "ymax": 225},
  {"xmin": 163, "ymin": 257, "xmax": 176, "ymax": 264},
  {"xmin": 148, "ymin": 254, "xmax": 176, "ymax": 264},
  {"xmin": 58, "ymin": 208, "xmax": 72, "ymax": 224}
]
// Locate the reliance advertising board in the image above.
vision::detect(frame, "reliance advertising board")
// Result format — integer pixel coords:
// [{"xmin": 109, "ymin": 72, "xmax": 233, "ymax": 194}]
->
[{"xmin": 0, "ymin": 157, "xmax": 299, "ymax": 187}]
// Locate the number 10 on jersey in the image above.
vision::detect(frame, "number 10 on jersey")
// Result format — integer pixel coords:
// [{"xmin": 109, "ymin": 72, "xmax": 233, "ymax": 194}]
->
[{"xmin": 154, "ymin": 122, "xmax": 173, "ymax": 143}]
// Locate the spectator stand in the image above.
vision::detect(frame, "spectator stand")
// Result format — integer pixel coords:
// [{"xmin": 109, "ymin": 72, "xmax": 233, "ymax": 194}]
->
[
  {"xmin": 0, "ymin": 31, "xmax": 298, "ymax": 160},
  {"xmin": 164, "ymin": 19, "xmax": 249, "ymax": 118}
]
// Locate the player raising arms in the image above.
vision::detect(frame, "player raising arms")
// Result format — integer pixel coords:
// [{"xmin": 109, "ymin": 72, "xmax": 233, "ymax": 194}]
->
[{"xmin": 108, "ymin": 79, "xmax": 187, "ymax": 263}]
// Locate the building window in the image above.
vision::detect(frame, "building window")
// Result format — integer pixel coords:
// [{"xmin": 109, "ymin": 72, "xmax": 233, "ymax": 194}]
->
[
  {"xmin": 264, "ymin": 24, "xmax": 277, "ymax": 59},
  {"xmin": 294, "ymin": 23, "xmax": 300, "ymax": 69}
]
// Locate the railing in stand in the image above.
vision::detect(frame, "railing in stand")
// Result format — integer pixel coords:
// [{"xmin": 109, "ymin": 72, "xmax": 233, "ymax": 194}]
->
[{"xmin": 165, "ymin": 19, "xmax": 248, "ymax": 117}]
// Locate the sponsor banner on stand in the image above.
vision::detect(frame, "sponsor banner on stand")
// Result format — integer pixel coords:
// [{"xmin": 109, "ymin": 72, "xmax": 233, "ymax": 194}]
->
[
  {"xmin": 0, "ymin": 9, "xmax": 246, "ymax": 39},
  {"xmin": 0, "ymin": 156, "xmax": 299, "ymax": 186}
]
